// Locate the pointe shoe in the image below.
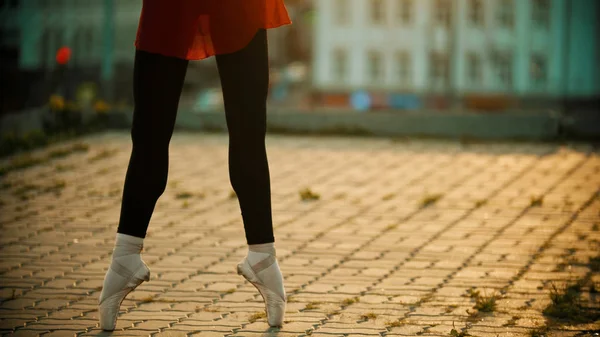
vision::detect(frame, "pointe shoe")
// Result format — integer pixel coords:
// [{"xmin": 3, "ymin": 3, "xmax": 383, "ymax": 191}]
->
[
  {"xmin": 237, "ymin": 257, "xmax": 286, "ymax": 327},
  {"xmin": 98, "ymin": 262, "xmax": 150, "ymax": 331}
]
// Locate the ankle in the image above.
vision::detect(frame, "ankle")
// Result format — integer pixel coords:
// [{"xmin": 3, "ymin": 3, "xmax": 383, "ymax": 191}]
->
[
  {"xmin": 249, "ymin": 242, "xmax": 275, "ymax": 255},
  {"xmin": 113, "ymin": 233, "xmax": 144, "ymax": 259}
]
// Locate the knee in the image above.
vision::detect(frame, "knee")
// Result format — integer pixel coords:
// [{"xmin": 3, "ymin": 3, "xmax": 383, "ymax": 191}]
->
[
  {"xmin": 228, "ymin": 115, "xmax": 267, "ymax": 144},
  {"xmin": 130, "ymin": 122, "xmax": 171, "ymax": 151}
]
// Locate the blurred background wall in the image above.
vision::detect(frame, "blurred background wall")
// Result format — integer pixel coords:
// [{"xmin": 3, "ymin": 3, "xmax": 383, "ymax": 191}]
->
[{"xmin": 0, "ymin": 0, "xmax": 598, "ymax": 116}]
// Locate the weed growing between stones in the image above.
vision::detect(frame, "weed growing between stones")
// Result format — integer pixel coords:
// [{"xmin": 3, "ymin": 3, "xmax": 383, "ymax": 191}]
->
[
  {"xmin": 420, "ymin": 193, "xmax": 443, "ymax": 208},
  {"xmin": 360, "ymin": 312, "xmax": 378, "ymax": 320},
  {"xmin": 300, "ymin": 187, "xmax": 320, "ymax": 201},
  {"xmin": 543, "ymin": 278, "xmax": 600, "ymax": 323},
  {"xmin": 304, "ymin": 301, "xmax": 321, "ymax": 310},
  {"xmin": 248, "ymin": 311, "xmax": 267, "ymax": 323}
]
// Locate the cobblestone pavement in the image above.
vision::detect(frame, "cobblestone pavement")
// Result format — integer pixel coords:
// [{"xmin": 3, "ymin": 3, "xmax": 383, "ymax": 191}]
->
[{"xmin": 1, "ymin": 132, "xmax": 599, "ymax": 337}]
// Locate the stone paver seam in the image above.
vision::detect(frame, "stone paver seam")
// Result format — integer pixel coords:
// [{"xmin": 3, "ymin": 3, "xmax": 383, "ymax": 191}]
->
[
  {"xmin": 333, "ymin": 154, "xmax": 548, "ymax": 335},
  {"xmin": 1, "ymin": 139, "xmax": 568, "ymax": 334},
  {"xmin": 497, "ymin": 192, "xmax": 599, "ymax": 297},
  {"xmin": 442, "ymin": 154, "xmax": 594, "ymax": 297},
  {"xmin": 286, "ymin": 156, "xmax": 496, "ymax": 336},
  {"xmin": 377, "ymin": 154, "xmax": 591, "ymax": 335},
  {"xmin": 283, "ymin": 155, "xmax": 500, "ymax": 335},
  {"xmin": 109, "ymin": 189, "xmax": 340, "ymax": 334},
  {"xmin": 3, "ymin": 176, "xmax": 122, "ymax": 238},
  {"xmin": 10, "ymin": 214, "xmax": 220, "ymax": 333},
  {"xmin": 428, "ymin": 158, "xmax": 594, "ymax": 333},
  {"xmin": 168, "ymin": 148, "xmax": 460, "ymax": 333},
  {"xmin": 1, "ymin": 203, "xmax": 118, "ymax": 275},
  {"xmin": 459, "ymin": 191, "xmax": 599, "ymax": 335},
  {"xmin": 8, "ymin": 186, "xmax": 275, "ymax": 313}
]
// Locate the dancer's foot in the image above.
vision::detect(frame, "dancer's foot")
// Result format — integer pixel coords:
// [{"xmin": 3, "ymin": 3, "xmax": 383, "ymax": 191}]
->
[
  {"xmin": 98, "ymin": 233, "xmax": 150, "ymax": 331},
  {"xmin": 237, "ymin": 243, "xmax": 286, "ymax": 327}
]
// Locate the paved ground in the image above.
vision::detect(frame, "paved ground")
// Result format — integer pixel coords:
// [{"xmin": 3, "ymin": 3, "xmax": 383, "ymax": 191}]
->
[{"xmin": 0, "ymin": 132, "xmax": 599, "ymax": 336}]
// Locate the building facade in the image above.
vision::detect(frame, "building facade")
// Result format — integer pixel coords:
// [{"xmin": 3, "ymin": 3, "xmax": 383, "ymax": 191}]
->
[
  {"xmin": 0, "ymin": 0, "xmax": 310, "ymax": 112},
  {"xmin": 312, "ymin": 0, "xmax": 600, "ymax": 102}
]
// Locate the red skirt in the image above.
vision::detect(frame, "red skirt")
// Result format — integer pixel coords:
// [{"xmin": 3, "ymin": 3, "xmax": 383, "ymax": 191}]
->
[{"xmin": 135, "ymin": 0, "xmax": 292, "ymax": 60}]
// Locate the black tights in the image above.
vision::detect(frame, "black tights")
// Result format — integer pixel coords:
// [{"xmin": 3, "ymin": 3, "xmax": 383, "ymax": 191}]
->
[{"xmin": 117, "ymin": 30, "xmax": 274, "ymax": 245}]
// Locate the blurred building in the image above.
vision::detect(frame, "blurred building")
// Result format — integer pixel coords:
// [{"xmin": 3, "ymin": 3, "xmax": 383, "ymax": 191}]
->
[
  {"xmin": 0, "ymin": 0, "xmax": 309, "ymax": 113},
  {"xmin": 312, "ymin": 0, "xmax": 600, "ymax": 110},
  {"xmin": 0, "ymin": 0, "xmax": 142, "ymax": 110},
  {"xmin": 0, "ymin": 0, "xmax": 26, "ymax": 114}
]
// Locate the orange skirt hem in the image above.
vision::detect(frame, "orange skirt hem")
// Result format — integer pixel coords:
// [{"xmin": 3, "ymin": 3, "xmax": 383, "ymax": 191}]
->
[{"xmin": 134, "ymin": 1, "xmax": 292, "ymax": 61}]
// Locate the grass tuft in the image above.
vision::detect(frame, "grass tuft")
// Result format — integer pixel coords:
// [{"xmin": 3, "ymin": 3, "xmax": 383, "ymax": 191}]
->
[
  {"xmin": 304, "ymin": 301, "xmax": 321, "ymax": 310},
  {"xmin": 176, "ymin": 192, "xmax": 194, "ymax": 199},
  {"xmin": 341, "ymin": 297, "xmax": 360, "ymax": 306},
  {"xmin": 248, "ymin": 311, "xmax": 267, "ymax": 323},
  {"xmin": 530, "ymin": 195, "xmax": 544, "ymax": 207},
  {"xmin": 474, "ymin": 199, "xmax": 488, "ymax": 207},
  {"xmin": 300, "ymin": 188, "xmax": 320, "ymax": 201},
  {"xmin": 385, "ymin": 224, "xmax": 398, "ymax": 231},
  {"xmin": 465, "ymin": 288, "xmax": 480, "ymax": 299},
  {"xmin": 360, "ymin": 312, "xmax": 378, "ymax": 320},
  {"xmin": 543, "ymin": 279, "xmax": 600, "ymax": 323},
  {"xmin": 503, "ymin": 315, "xmax": 520, "ymax": 327},
  {"xmin": 201, "ymin": 306, "xmax": 220, "ymax": 312},
  {"xmin": 385, "ymin": 319, "xmax": 406, "ymax": 328},
  {"xmin": 444, "ymin": 305, "xmax": 458, "ymax": 313},
  {"xmin": 140, "ymin": 296, "xmax": 154, "ymax": 303},
  {"xmin": 474, "ymin": 293, "xmax": 498, "ymax": 313},
  {"xmin": 420, "ymin": 193, "xmax": 443, "ymax": 208},
  {"xmin": 382, "ymin": 193, "xmax": 395, "ymax": 201}
]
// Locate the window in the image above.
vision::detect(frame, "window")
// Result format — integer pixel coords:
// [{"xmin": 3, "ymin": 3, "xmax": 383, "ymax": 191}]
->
[
  {"xmin": 332, "ymin": 48, "xmax": 348, "ymax": 82},
  {"xmin": 397, "ymin": 0, "xmax": 413, "ymax": 25},
  {"xmin": 530, "ymin": 54, "xmax": 547, "ymax": 87},
  {"xmin": 396, "ymin": 51, "xmax": 411, "ymax": 85},
  {"xmin": 434, "ymin": 0, "xmax": 452, "ymax": 27},
  {"xmin": 335, "ymin": 0, "xmax": 350, "ymax": 25},
  {"xmin": 429, "ymin": 52, "xmax": 449, "ymax": 85},
  {"xmin": 370, "ymin": 0, "xmax": 385, "ymax": 24},
  {"xmin": 466, "ymin": 52, "xmax": 482, "ymax": 84},
  {"xmin": 368, "ymin": 50, "xmax": 383, "ymax": 82},
  {"xmin": 497, "ymin": 0, "xmax": 514, "ymax": 29},
  {"xmin": 532, "ymin": 0, "xmax": 550, "ymax": 29},
  {"xmin": 468, "ymin": 0, "xmax": 483, "ymax": 27},
  {"xmin": 492, "ymin": 51, "xmax": 513, "ymax": 88}
]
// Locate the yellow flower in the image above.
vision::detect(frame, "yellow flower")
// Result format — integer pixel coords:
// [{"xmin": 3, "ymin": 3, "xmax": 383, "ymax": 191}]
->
[
  {"xmin": 94, "ymin": 100, "xmax": 110, "ymax": 114},
  {"xmin": 49, "ymin": 95, "xmax": 65, "ymax": 111}
]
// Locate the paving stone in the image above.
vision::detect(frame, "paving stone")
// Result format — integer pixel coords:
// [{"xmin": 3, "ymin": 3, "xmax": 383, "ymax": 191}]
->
[{"xmin": 2, "ymin": 133, "xmax": 598, "ymax": 336}]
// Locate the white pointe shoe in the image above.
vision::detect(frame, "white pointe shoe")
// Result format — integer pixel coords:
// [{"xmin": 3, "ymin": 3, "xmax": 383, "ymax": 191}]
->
[
  {"xmin": 237, "ymin": 257, "xmax": 286, "ymax": 327},
  {"xmin": 98, "ymin": 262, "xmax": 150, "ymax": 331}
]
